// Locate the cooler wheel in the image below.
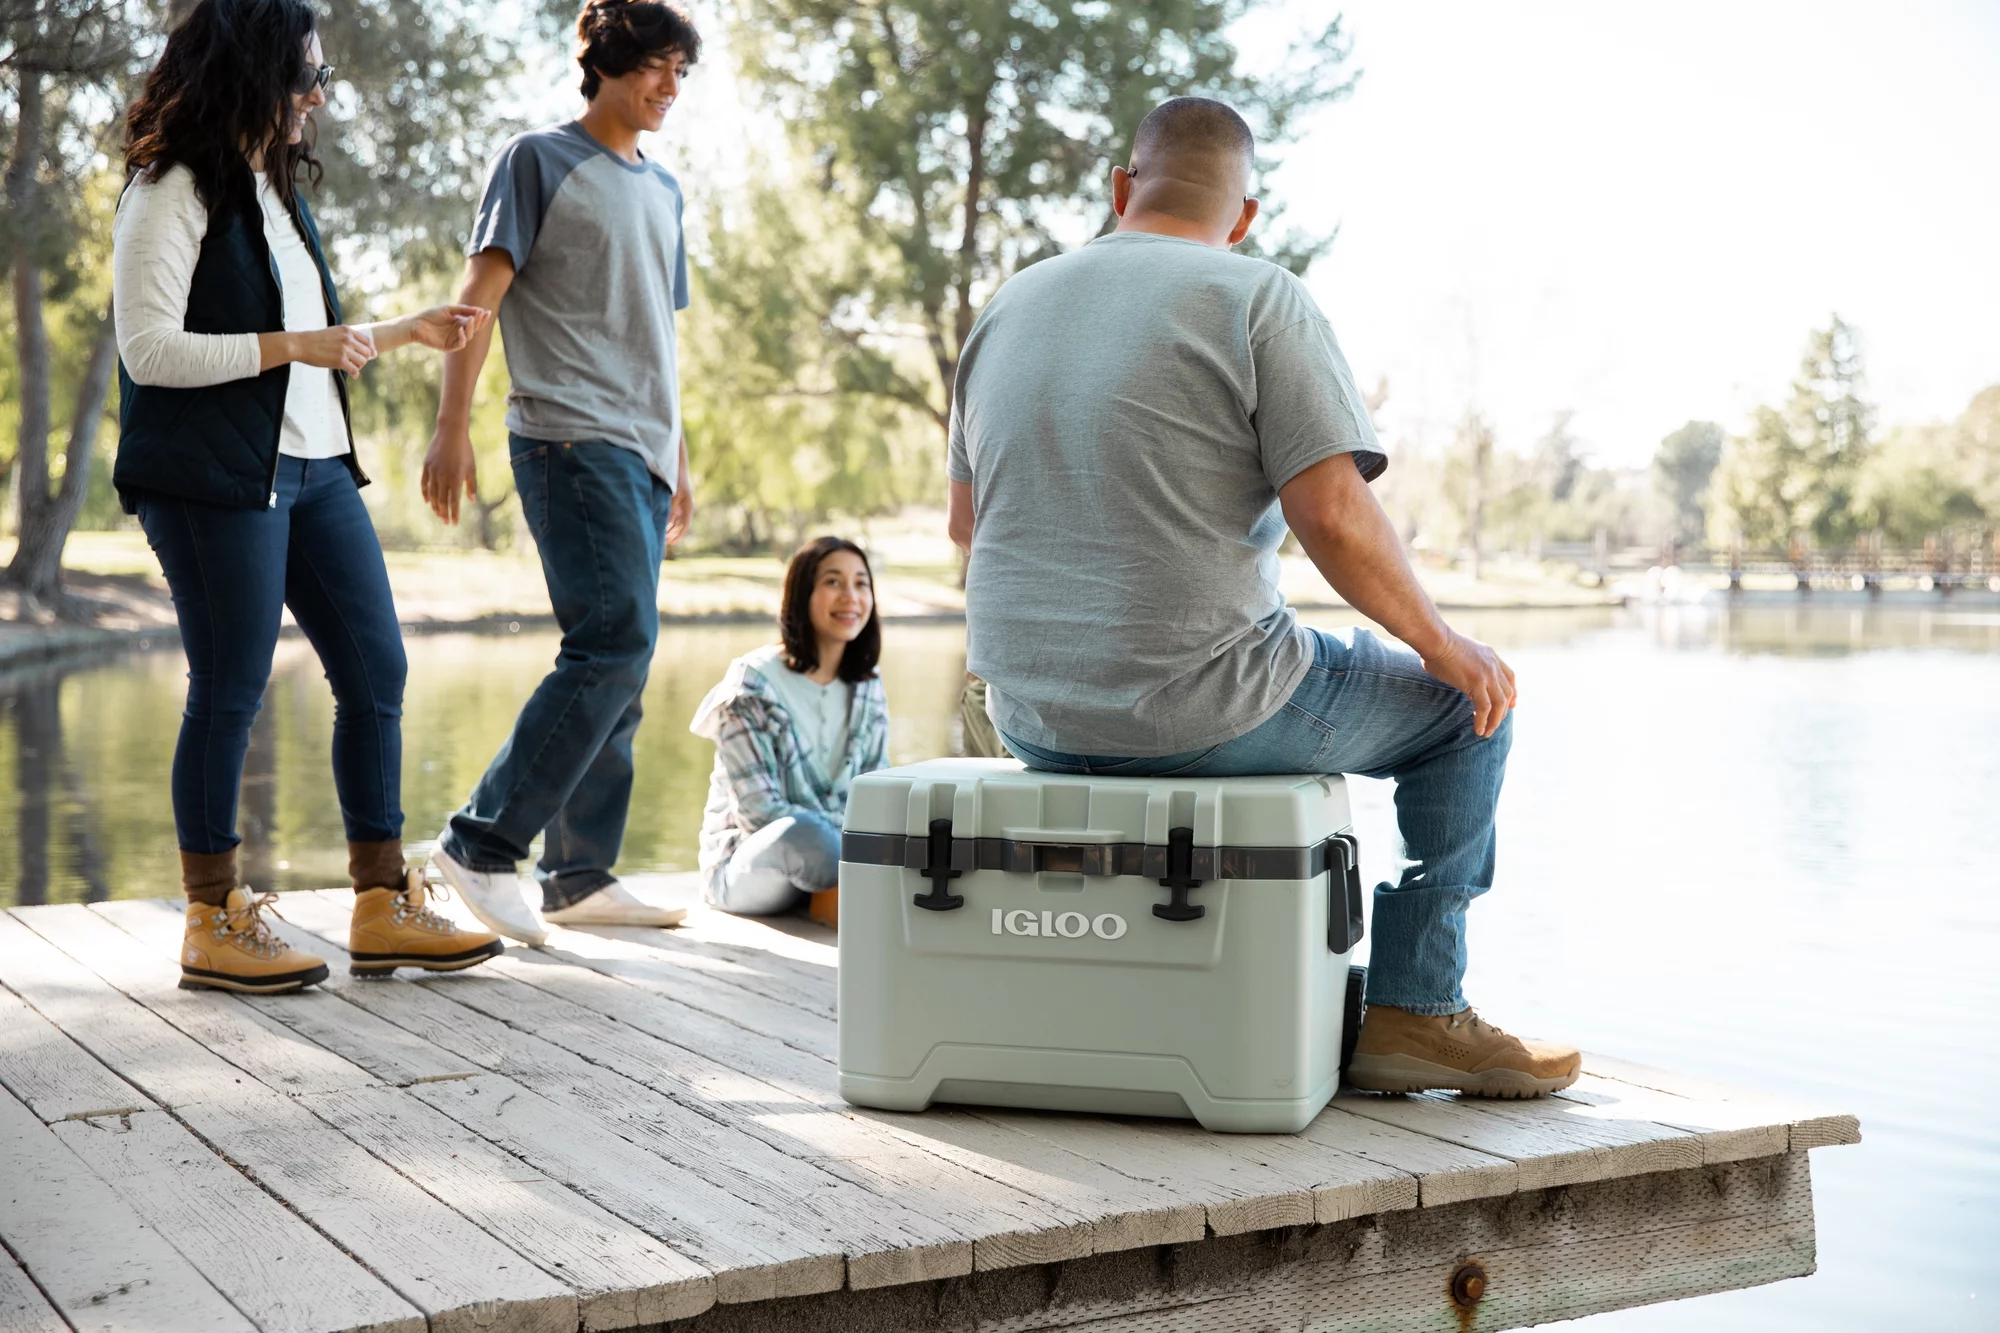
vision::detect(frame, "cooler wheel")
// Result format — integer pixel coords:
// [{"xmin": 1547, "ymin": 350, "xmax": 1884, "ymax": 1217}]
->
[{"xmin": 1339, "ymin": 964, "xmax": 1367, "ymax": 1084}]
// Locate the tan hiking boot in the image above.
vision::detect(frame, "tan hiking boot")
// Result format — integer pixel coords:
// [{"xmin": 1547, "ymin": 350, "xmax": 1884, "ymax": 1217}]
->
[
  {"xmin": 1346, "ymin": 1004, "xmax": 1581, "ymax": 1098},
  {"xmin": 181, "ymin": 889, "xmax": 329, "ymax": 994},
  {"xmin": 349, "ymin": 870, "xmax": 505, "ymax": 978}
]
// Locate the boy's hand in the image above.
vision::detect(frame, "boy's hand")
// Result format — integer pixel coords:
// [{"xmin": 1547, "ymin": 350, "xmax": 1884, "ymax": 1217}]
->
[{"xmin": 421, "ymin": 425, "xmax": 477, "ymax": 524}]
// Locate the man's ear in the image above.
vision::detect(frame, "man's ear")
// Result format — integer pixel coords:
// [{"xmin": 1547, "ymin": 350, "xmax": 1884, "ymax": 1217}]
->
[
  {"xmin": 1111, "ymin": 164, "xmax": 1134, "ymax": 217},
  {"xmin": 1227, "ymin": 196, "xmax": 1259, "ymax": 247}
]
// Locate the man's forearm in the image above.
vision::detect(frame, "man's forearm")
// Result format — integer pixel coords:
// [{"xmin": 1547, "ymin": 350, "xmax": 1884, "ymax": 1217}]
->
[{"xmin": 1279, "ymin": 455, "xmax": 1449, "ymax": 659}]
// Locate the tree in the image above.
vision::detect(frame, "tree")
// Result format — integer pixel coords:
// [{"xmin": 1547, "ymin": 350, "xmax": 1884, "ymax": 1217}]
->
[
  {"xmin": 1709, "ymin": 315, "xmax": 1874, "ymax": 549},
  {"xmin": 2, "ymin": 0, "xmax": 524, "ymax": 611},
  {"xmin": 1652, "ymin": 420, "xmax": 1722, "ymax": 544},
  {"xmin": 1, "ymin": 0, "xmax": 138, "ymax": 614},
  {"xmin": 734, "ymin": 0, "xmax": 1358, "ymax": 436}
]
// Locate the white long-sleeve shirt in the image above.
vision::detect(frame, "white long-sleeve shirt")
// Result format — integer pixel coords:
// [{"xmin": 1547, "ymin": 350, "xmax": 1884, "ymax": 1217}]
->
[{"xmin": 112, "ymin": 164, "xmax": 349, "ymax": 460}]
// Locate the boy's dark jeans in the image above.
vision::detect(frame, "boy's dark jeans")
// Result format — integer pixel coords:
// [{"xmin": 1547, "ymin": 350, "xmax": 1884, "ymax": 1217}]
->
[
  {"xmin": 137, "ymin": 455, "xmax": 407, "ymax": 855},
  {"xmin": 444, "ymin": 437, "xmax": 672, "ymax": 910}
]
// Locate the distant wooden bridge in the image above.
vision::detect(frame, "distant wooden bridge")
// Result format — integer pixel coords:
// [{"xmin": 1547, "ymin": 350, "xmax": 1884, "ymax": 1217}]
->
[{"xmin": 1, "ymin": 879, "xmax": 1858, "ymax": 1332}]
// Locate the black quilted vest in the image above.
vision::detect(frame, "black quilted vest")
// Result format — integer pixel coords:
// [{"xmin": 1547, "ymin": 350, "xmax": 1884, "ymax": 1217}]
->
[{"xmin": 114, "ymin": 167, "xmax": 365, "ymax": 512}]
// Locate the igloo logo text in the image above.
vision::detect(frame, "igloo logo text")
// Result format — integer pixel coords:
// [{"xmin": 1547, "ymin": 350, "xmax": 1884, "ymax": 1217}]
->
[{"xmin": 990, "ymin": 908, "xmax": 1127, "ymax": 940}]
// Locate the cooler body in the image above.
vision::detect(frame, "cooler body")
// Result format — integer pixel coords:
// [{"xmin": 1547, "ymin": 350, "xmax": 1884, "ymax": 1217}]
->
[{"xmin": 837, "ymin": 759, "xmax": 1363, "ymax": 1133}]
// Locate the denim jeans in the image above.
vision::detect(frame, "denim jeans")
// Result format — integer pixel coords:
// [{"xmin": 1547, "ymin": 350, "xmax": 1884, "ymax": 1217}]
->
[
  {"xmin": 1003, "ymin": 626, "xmax": 1511, "ymax": 1015},
  {"xmin": 705, "ymin": 812, "xmax": 842, "ymax": 915},
  {"xmin": 444, "ymin": 437, "xmax": 672, "ymax": 911},
  {"xmin": 136, "ymin": 456, "xmax": 407, "ymax": 855}
]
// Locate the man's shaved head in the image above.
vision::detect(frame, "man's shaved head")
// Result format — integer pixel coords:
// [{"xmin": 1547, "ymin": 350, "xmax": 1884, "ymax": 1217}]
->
[{"xmin": 1125, "ymin": 97, "xmax": 1255, "ymax": 226}]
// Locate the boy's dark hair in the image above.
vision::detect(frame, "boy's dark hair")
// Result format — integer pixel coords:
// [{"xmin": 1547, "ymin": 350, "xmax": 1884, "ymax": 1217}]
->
[
  {"xmin": 576, "ymin": 0, "xmax": 701, "ymax": 100},
  {"xmin": 779, "ymin": 537, "xmax": 880, "ymax": 684}
]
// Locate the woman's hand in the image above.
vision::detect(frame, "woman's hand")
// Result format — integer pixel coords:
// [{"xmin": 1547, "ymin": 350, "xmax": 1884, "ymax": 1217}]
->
[
  {"xmin": 398, "ymin": 304, "xmax": 492, "ymax": 353},
  {"xmin": 263, "ymin": 326, "xmax": 375, "ymax": 374}
]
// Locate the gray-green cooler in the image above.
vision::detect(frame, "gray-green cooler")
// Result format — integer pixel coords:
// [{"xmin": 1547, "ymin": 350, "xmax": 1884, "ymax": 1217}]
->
[{"xmin": 837, "ymin": 758, "xmax": 1364, "ymax": 1133}]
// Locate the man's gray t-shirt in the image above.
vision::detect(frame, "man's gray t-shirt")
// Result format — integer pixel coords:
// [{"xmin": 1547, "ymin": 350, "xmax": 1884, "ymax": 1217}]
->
[
  {"xmin": 948, "ymin": 231, "xmax": 1384, "ymax": 757},
  {"xmin": 469, "ymin": 121, "xmax": 690, "ymax": 485}
]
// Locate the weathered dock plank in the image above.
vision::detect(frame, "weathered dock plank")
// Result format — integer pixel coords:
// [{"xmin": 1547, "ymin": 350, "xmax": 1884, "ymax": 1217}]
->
[
  {"xmin": 0, "ymin": 1083, "xmax": 253, "ymax": 1333},
  {"xmin": 53, "ymin": 1108, "xmax": 425, "ymax": 1333},
  {"xmin": 0, "ymin": 1253, "xmax": 67, "ymax": 1333},
  {"xmin": 97, "ymin": 896, "xmax": 831, "ymax": 1308},
  {"xmin": 0, "ymin": 909, "xmax": 588, "ymax": 1333},
  {"xmin": 0, "ymin": 894, "xmax": 1858, "ymax": 1333}
]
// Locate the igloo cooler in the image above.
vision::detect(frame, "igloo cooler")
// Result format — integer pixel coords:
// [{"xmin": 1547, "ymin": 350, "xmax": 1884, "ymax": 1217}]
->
[{"xmin": 837, "ymin": 758, "xmax": 1365, "ymax": 1133}]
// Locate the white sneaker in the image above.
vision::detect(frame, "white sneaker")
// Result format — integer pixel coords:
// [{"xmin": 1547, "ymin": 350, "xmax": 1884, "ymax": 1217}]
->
[
  {"xmin": 427, "ymin": 837, "xmax": 548, "ymax": 947},
  {"xmin": 542, "ymin": 879, "xmax": 687, "ymax": 928}
]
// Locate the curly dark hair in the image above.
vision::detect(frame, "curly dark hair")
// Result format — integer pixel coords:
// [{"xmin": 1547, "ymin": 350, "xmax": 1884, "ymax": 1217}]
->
[
  {"xmin": 575, "ymin": 0, "xmax": 701, "ymax": 101},
  {"xmin": 779, "ymin": 537, "xmax": 880, "ymax": 683},
  {"xmin": 125, "ymin": 0, "xmax": 322, "ymax": 221}
]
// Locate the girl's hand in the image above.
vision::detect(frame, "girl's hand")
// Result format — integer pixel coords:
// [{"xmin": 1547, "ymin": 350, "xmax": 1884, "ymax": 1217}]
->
[{"xmin": 403, "ymin": 304, "xmax": 492, "ymax": 352}]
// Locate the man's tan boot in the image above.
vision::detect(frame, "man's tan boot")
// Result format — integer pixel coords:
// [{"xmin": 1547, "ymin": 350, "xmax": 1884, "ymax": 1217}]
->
[
  {"xmin": 349, "ymin": 870, "xmax": 505, "ymax": 978},
  {"xmin": 1346, "ymin": 1005, "xmax": 1581, "ymax": 1098},
  {"xmin": 181, "ymin": 888, "xmax": 329, "ymax": 994}
]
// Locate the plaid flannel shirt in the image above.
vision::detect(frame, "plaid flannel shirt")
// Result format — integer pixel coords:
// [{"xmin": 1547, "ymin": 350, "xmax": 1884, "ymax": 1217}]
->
[{"xmin": 691, "ymin": 645, "xmax": 890, "ymax": 875}]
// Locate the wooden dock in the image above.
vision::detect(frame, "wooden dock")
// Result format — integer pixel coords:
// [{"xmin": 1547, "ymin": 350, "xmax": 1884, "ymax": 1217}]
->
[{"xmin": 0, "ymin": 881, "xmax": 1859, "ymax": 1333}]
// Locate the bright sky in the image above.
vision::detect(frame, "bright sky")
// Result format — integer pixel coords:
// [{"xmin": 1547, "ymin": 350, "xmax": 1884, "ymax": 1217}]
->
[
  {"xmin": 618, "ymin": 1, "xmax": 2000, "ymax": 471},
  {"xmin": 1259, "ymin": 0, "xmax": 2000, "ymax": 466}
]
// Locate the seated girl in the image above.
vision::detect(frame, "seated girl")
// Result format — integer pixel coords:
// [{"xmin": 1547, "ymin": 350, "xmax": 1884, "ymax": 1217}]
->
[{"xmin": 691, "ymin": 537, "xmax": 889, "ymax": 915}]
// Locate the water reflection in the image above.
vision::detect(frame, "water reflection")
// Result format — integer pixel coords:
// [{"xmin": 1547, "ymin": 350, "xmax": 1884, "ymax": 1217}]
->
[{"xmin": 0, "ymin": 622, "xmax": 973, "ymax": 904}]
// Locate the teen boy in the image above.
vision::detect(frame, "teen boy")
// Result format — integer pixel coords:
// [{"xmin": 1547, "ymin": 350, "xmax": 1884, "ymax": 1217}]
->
[{"xmin": 420, "ymin": 0, "xmax": 698, "ymax": 941}]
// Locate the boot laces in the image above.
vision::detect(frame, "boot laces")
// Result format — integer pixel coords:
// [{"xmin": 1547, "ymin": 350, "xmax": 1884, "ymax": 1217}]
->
[
  {"xmin": 395, "ymin": 873, "xmax": 457, "ymax": 933},
  {"xmin": 217, "ymin": 893, "xmax": 289, "ymax": 959},
  {"xmin": 1446, "ymin": 1008, "xmax": 1511, "ymax": 1040}
]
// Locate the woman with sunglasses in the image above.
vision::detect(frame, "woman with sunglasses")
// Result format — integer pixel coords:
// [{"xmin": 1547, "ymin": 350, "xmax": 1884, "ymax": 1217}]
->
[{"xmin": 114, "ymin": 0, "xmax": 502, "ymax": 993}]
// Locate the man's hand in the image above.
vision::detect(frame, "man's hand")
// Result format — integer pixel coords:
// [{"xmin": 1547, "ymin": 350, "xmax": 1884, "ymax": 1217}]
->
[
  {"xmin": 421, "ymin": 423, "xmax": 477, "ymax": 525},
  {"xmin": 1418, "ymin": 629, "xmax": 1518, "ymax": 738}
]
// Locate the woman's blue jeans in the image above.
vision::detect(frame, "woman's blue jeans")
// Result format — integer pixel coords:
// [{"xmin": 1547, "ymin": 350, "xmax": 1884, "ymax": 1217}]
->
[
  {"xmin": 706, "ymin": 812, "xmax": 841, "ymax": 916},
  {"xmin": 1003, "ymin": 626, "xmax": 1511, "ymax": 1015},
  {"xmin": 136, "ymin": 456, "xmax": 407, "ymax": 855},
  {"xmin": 443, "ymin": 438, "xmax": 672, "ymax": 911}
]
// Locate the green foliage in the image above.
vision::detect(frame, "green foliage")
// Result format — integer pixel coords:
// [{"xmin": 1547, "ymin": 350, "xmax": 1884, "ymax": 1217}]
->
[
  {"xmin": 1652, "ymin": 420, "xmax": 1722, "ymax": 544},
  {"xmin": 734, "ymin": 0, "xmax": 1357, "ymax": 425},
  {"xmin": 312, "ymin": 0, "xmax": 523, "ymax": 281},
  {"xmin": 1709, "ymin": 315, "xmax": 1874, "ymax": 548},
  {"xmin": 680, "ymin": 177, "xmax": 941, "ymax": 552},
  {"xmin": 1855, "ymin": 386, "xmax": 2000, "ymax": 545}
]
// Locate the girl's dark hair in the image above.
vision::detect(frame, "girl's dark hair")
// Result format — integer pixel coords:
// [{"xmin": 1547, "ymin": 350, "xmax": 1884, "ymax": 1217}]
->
[
  {"xmin": 779, "ymin": 537, "xmax": 880, "ymax": 683},
  {"xmin": 125, "ymin": 0, "xmax": 322, "ymax": 222},
  {"xmin": 576, "ymin": 0, "xmax": 701, "ymax": 100}
]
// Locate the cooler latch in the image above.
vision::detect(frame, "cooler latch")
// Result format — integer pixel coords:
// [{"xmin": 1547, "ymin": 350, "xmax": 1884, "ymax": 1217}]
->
[
  {"xmin": 1152, "ymin": 826, "xmax": 1205, "ymax": 922},
  {"xmin": 911, "ymin": 817, "xmax": 965, "ymax": 912},
  {"xmin": 1326, "ymin": 832, "xmax": 1363, "ymax": 953}
]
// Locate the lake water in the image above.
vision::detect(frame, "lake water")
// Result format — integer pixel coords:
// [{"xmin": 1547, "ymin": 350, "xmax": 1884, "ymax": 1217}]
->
[{"xmin": 2, "ymin": 603, "xmax": 1995, "ymax": 1330}]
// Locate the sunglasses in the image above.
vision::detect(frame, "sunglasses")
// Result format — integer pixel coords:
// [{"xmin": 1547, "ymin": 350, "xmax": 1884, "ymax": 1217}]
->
[{"xmin": 294, "ymin": 62, "xmax": 335, "ymax": 95}]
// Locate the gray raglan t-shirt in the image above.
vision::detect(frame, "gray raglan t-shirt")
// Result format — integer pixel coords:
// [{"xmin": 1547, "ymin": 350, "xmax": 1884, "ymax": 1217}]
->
[
  {"xmin": 468, "ymin": 121, "xmax": 690, "ymax": 485},
  {"xmin": 948, "ymin": 231, "xmax": 1385, "ymax": 757}
]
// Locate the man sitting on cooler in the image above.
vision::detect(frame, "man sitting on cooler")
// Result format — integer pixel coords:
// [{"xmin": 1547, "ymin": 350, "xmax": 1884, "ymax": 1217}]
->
[{"xmin": 945, "ymin": 96, "xmax": 1580, "ymax": 1098}]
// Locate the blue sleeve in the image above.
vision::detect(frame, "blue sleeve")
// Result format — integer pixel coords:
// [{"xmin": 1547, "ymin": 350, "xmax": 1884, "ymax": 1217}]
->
[
  {"xmin": 673, "ymin": 188, "xmax": 691, "ymax": 311},
  {"xmin": 468, "ymin": 136, "xmax": 553, "ymax": 270}
]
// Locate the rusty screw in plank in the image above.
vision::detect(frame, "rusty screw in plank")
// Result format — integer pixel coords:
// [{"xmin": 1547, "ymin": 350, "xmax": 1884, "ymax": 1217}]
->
[{"xmin": 1450, "ymin": 1261, "xmax": 1487, "ymax": 1308}]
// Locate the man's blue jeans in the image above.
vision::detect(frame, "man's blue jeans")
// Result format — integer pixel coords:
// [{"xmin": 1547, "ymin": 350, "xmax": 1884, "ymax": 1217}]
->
[
  {"xmin": 1003, "ymin": 626, "xmax": 1510, "ymax": 1015},
  {"xmin": 443, "ymin": 438, "xmax": 671, "ymax": 911},
  {"xmin": 136, "ymin": 456, "xmax": 407, "ymax": 854}
]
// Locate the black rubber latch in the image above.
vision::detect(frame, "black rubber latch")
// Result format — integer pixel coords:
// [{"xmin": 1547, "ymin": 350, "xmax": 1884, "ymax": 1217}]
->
[
  {"xmin": 1327, "ymin": 833, "xmax": 1363, "ymax": 953},
  {"xmin": 1152, "ymin": 825, "xmax": 1205, "ymax": 922},
  {"xmin": 911, "ymin": 817, "xmax": 964, "ymax": 911}
]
